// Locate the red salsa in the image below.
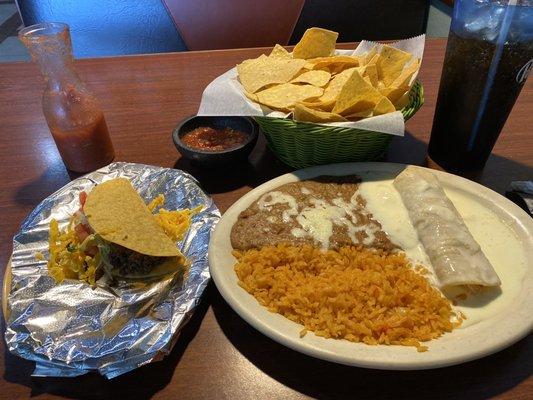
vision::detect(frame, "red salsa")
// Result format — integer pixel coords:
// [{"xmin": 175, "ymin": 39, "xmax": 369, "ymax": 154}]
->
[{"xmin": 181, "ymin": 127, "xmax": 248, "ymax": 152}]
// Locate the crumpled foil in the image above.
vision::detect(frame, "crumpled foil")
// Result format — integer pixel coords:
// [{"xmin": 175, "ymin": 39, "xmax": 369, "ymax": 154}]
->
[{"xmin": 4, "ymin": 162, "xmax": 220, "ymax": 378}]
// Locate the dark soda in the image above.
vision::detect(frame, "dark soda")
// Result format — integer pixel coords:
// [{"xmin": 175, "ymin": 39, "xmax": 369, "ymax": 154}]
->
[{"xmin": 428, "ymin": 2, "xmax": 533, "ymax": 174}]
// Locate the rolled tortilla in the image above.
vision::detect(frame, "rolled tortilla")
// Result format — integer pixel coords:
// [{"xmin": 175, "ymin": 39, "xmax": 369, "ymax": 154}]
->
[{"xmin": 393, "ymin": 167, "xmax": 501, "ymax": 288}]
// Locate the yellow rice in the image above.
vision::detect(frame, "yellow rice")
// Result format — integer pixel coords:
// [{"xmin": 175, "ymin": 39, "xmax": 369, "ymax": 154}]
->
[{"xmin": 234, "ymin": 244, "xmax": 461, "ymax": 351}]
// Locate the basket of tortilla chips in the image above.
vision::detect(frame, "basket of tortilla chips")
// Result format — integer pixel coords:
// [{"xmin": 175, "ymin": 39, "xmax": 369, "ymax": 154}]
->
[{"xmin": 236, "ymin": 28, "xmax": 424, "ymax": 168}]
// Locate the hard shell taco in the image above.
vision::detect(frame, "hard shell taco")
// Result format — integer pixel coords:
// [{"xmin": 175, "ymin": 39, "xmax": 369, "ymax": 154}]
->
[
  {"xmin": 83, "ymin": 178, "xmax": 186, "ymax": 279},
  {"xmin": 46, "ymin": 178, "xmax": 195, "ymax": 284}
]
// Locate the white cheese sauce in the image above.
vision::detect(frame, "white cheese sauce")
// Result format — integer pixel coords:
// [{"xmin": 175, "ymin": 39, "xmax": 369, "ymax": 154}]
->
[
  {"xmin": 357, "ymin": 171, "xmax": 527, "ymax": 328},
  {"xmin": 443, "ymin": 190, "xmax": 526, "ymax": 327},
  {"xmin": 293, "ymin": 197, "xmax": 379, "ymax": 250},
  {"xmin": 258, "ymin": 191, "xmax": 299, "ymax": 223},
  {"xmin": 357, "ymin": 174, "xmax": 440, "ymax": 292},
  {"xmin": 258, "ymin": 187, "xmax": 379, "ymax": 250}
]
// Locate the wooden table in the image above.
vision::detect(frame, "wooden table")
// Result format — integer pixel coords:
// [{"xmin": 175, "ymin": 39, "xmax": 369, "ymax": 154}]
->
[{"xmin": 0, "ymin": 39, "xmax": 531, "ymax": 399}]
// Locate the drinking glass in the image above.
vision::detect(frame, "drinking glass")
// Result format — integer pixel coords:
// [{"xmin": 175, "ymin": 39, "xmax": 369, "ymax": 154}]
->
[{"xmin": 428, "ymin": 0, "xmax": 532, "ymax": 174}]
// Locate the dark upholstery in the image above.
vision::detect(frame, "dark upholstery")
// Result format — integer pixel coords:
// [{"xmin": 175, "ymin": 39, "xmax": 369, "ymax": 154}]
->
[
  {"xmin": 16, "ymin": 0, "xmax": 187, "ymax": 58},
  {"xmin": 290, "ymin": 0, "xmax": 429, "ymax": 44}
]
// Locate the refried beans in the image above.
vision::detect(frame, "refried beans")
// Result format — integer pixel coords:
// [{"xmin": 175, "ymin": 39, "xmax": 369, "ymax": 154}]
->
[{"xmin": 230, "ymin": 175, "xmax": 396, "ymax": 252}]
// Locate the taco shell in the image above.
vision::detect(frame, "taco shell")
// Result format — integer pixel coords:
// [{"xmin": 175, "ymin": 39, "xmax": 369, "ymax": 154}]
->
[{"xmin": 84, "ymin": 178, "xmax": 182, "ymax": 258}]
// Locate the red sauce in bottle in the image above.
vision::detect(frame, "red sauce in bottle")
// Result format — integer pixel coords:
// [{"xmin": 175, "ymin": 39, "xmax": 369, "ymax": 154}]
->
[
  {"xmin": 44, "ymin": 85, "xmax": 115, "ymax": 172},
  {"xmin": 48, "ymin": 111, "xmax": 114, "ymax": 173},
  {"xmin": 19, "ymin": 23, "xmax": 115, "ymax": 173}
]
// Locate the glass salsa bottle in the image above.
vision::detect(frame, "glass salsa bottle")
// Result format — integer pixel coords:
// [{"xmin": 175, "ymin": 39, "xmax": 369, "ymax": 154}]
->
[{"xmin": 19, "ymin": 23, "xmax": 114, "ymax": 173}]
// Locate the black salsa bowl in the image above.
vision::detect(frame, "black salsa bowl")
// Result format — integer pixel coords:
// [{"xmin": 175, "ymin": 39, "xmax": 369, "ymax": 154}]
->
[{"xmin": 172, "ymin": 116, "xmax": 258, "ymax": 167}]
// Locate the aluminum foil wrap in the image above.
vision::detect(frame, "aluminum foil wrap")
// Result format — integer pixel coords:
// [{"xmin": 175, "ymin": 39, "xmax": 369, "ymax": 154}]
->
[{"xmin": 5, "ymin": 162, "xmax": 220, "ymax": 378}]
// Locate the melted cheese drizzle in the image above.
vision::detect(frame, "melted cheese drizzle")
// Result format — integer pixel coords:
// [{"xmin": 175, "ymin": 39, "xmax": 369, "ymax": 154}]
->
[
  {"xmin": 258, "ymin": 191, "xmax": 298, "ymax": 223},
  {"xmin": 258, "ymin": 189, "xmax": 380, "ymax": 250}
]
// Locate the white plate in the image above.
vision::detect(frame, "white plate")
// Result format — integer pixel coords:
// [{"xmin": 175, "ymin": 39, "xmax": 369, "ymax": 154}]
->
[{"xmin": 208, "ymin": 163, "xmax": 533, "ymax": 370}]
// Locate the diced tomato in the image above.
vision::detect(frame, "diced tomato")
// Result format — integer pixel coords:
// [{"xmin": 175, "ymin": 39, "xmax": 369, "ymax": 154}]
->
[
  {"xmin": 74, "ymin": 223, "xmax": 91, "ymax": 242},
  {"xmin": 85, "ymin": 245, "xmax": 98, "ymax": 257},
  {"xmin": 79, "ymin": 191, "xmax": 87, "ymax": 210}
]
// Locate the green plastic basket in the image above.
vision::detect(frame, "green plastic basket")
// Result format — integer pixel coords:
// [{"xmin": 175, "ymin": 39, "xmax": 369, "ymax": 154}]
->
[{"xmin": 254, "ymin": 81, "xmax": 424, "ymax": 169}]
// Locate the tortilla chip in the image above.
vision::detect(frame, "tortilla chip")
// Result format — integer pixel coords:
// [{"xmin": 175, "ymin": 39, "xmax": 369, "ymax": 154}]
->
[
  {"xmin": 363, "ymin": 64, "xmax": 379, "ymax": 87},
  {"xmin": 237, "ymin": 57, "xmax": 306, "ymax": 93},
  {"xmin": 293, "ymin": 103, "xmax": 347, "ymax": 122},
  {"xmin": 255, "ymin": 83, "xmax": 323, "ymax": 110},
  {"xmin": 84, "ymin": 178, "xmax": 182, "ymax": 257},
  {"xmin": 290, "ymin": 70, "xmax": 331, "ymax": 87},
  {"xmin": 379, "ymin": 86, "xmax": 408, "ymax": 104},
  {"xmin": 303, "ymin": 60, "xmax": 316, "ymax": 70},
  {"xmin": 243, "ymin": 90, "xmax": 259, "ymax": 102},
  {"xmin": 390, "ymin": 59, "xmax": 420, "ymax": 88},
  {"xmin": 316, "ymin": 67, "xmax": 357, "ymax": 104},
  {"xmin": 394, "ymin": 92, "xmax": 411, "ymax": 109},
  {"xmin": 293, "ymin": 27, "xmax": 339, "ymax": 59},
  {"xmin": 269, "ymin": 44, "xmax": 292, "ymax": 60},
  {"xmin": 238, "ymin": 54, "xmax": 268, "ymax": 68},
  {"xmin": 377, "ymin": 45, "xmax": 412, "ymax": 86},
  {"xmin": 308, "ymin": 55, "xmax": 359, "ymax": 66},
  {"xmin": 330, "ymin": 64, "xmax": 358, "ymax": 75},
  {"xmin": 308, "ymin": 56, "xmax": 359, "ymax": 75},
  {"xmin": 373, "ymin": 96, "xmax": 396, "ymax": 115},
  {"xmin": 346, "ymin": 109, "xmax": 374, "ymax": 119},
  {"xmin": 366, "ymin": 54, "xmax": 380, "ymax": 67},
  {"xmin": 332, "ymin": 70, "xmax": 384, "ymax": 115},
  {"xmin": 297, "ymin": 99, "xmax": 335, "ymax": 111},
  {"xmin": 362, "ymin": 46, "xmax": 378, "ymax": 65}
]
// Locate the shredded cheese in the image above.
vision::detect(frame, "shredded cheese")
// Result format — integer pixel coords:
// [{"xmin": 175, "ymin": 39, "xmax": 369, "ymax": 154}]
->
[
  {"xmin": 47, "ymin": 218, "xmax": 99, "ymax": 285},
  {"xmin": 147, "ymin": 194, "xmax": 165, "ymax": 212},
  {"xmin": 155, "ymin": 206, "xmax": 202, "ymax": 242},
  {"xmin": 148, "ymin": 194, "xmax": 202, "ymax": 242}
]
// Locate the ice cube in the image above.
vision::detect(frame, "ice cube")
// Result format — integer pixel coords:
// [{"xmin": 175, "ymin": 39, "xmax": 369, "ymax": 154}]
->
[{"xmin": 462, "ymin": 1, "xmax": 506, "ymax": 42}]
